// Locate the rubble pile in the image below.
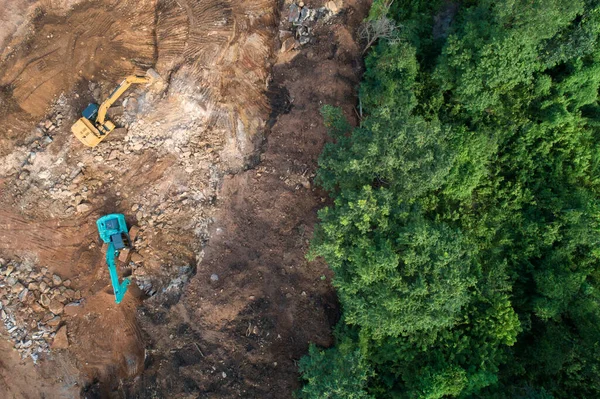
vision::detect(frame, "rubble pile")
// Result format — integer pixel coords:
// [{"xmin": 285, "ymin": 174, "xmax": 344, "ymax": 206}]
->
[
  {"xmin": 281, "ymin": 1, "xmax": 340, "ymax": 51},
  {"xmin": 0, "ymin": 259, "xmax": 80, "ymax": 362}
]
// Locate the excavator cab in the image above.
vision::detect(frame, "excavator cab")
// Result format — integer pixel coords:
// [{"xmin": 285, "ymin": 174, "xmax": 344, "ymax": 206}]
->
[
  {"xmin": 96, "ymin": 214, "xmax": 132, "ymax": 304},
  {"xmin": 71, "ymin": 69, "xmax": 161, "ymax": 147}
]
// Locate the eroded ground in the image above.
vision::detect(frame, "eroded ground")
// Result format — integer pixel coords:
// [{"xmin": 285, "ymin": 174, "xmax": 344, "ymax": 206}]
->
[{"xmin": 0, "ymin": 0, "xmax": 368, "ymax": 397}]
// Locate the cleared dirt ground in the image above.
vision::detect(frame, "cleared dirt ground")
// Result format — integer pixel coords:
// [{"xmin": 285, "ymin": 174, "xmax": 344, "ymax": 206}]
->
[{"xmin": 0, "ymin": 0, "xmax": 369, "ymax": 397}]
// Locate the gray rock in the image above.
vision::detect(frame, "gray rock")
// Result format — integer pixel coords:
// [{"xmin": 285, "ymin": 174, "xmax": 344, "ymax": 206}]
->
[
  {"xmin": 281, "ymin": 37, "xmax": 297, "ymax": 53},
  {"xmin": 48, "ymin": 300, "xmax": 64, "ymax": 315},
  {"xmin": 40, "ymin": 294, "xmax": 51, "ymax": 308},
  {"xmin": 52, "ymin": 274, "xmax": 62, "ymax": 286},
  {"xmin": 210, "ymin": 274, "xmax": 219, "ymax": 282},
  {"xmin": 12, "ymin": 282, "xmax": 25, "ymax": 294},
  {"xmin": 289, "ymin": 4, "xmax": 300, "ymax": 22},
  {"xmin": 18, "ymin": 288, "xmax": 29, "ymax": 302},
  {"xmin": 299, "ymin": 7, "xmax": 310, "ymax": 22},
  {"xmin": 76, "ymin": 203, "xmax": 91, "ymax": 213}
]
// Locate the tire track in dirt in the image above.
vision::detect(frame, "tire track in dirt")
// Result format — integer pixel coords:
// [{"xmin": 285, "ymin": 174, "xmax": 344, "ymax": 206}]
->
[
  {"xmin": 127, "ymin": 0, "xmax": 370, "ymax": 396},
  {"xmin": 0, "ymin": 209, "xmax": 97, "ymax": 276},
  {"xmin": 0, "ymin": 1, "xmax": 156, "ymax": 118}
]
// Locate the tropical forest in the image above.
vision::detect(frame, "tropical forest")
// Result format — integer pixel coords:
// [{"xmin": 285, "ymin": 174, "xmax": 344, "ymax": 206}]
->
[{"xmin": 298, "ymin": 0, "xmax": 600, "ymax": 398}]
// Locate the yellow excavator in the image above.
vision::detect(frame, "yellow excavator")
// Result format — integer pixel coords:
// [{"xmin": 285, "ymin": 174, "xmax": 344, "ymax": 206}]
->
[{"xmin": 71, "ymin": 69, "xmax": 161, "ymax": 147}]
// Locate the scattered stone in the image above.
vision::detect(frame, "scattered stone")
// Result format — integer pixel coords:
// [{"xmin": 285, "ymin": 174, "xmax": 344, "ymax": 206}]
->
[
  {"xmin": 52, "ymin": 274, "xmax": 62, "ymax": 286},
  {"xmin": 51, "ymin": 326, "xmax": 69, "ymax": 349},
  {"xmin": 38, "ymin": 170, "xmax": 51, "ymax": 180},
  {"xmin": 31, "ymin": 302, "xmax": 44, "ymax": 313},
  {"xmin": 107, "ymin": 106, "xmax": 124, "ymax": 119},
  {"xmin": 18, "ymin": 288, "xmax": 29, "ymax": 302},
  {"xmin": 281, "ymin": 37, "xmax": 297, "ymax": 53},
  {"xmin": 289, "ymin": 4, "xmax": 300, "ymax": 22},
  {"xmin": 210, "ymin": 274, "xmax": 219, "ymax": 282},
  {"xmin": 48, "ymin": 300, "xmax": 64, "ymax": 315},
  {"xmin": 299, "ymin": 7, "xmax": 310, "ymax": 22},
  {"xmin": 76, "ymin": 203, "xmax": 91, "ymax": 213},
  {"xmin": 63, "ymin": 279, "xmax": 71, "ymax": 288},
  {"xmin": 0, "ymin": 260, "xmax": 64, "ymax": 360},
  {"xmin": 325, "ymin": 0, "xmax": 339, "ymax": 13},
  {"xmin": 108, "ymin": 150, "xmax": 119, "ymax": 160},
  {"xmin": 12, "ymin": 282, "xmax": 25, "ymax": 294},
  {"xmin": 40, "ymin": 294, "xmax": 51, "ymax": 308}
]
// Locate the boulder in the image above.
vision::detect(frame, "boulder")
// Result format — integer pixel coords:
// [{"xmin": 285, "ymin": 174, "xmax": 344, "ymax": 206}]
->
[
  {"xmin": 289, "ymin": 4, "xmax": 300, "ymax": 22},
  {"xmin": 48, "ymin": 300, "xmax": 64, "ymax": 315},
  {"xmin": 51, "ymin": 326, "xmax": 69, "ymax": 349},
  {"xmin": 76, "ymin": 203, "xmax": 91, "ymax": 213},
  {"xmin": 281, "ymin": 37, "xmax": 297, "ymax": 53},
  {"xmin": 39, "ymin": 294, "xmax": 51, "ymax": 307},
  {"xmin": 12, "ymin": 282, "xmax": 25, "ymax": 294},
  {"xmin": 325, "ymin": 0, "xmax": 339, "ymax": 13},
  {"xmin": 52, "ymin": 274, "xmax": 62, "ymax": 286}
]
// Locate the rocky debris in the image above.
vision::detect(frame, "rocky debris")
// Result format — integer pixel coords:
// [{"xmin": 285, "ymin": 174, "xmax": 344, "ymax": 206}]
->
[
  {"xmin": 51, "ymin": 325, "xmax": 69, "ymax": 349},
  {"xmin": 0, "ymin": 259, "xmax": 80, "ymax": 362},
  {"xmin": 134, "ymin": 264, "xmax": 194, "ymax": 300},
  {"xmin": 280, "ymin": 36, "xmax": 297, "ymax": 53},
  {"xmin": 285, "ymin": 1, "xmax": 338, "ymax": 47}
]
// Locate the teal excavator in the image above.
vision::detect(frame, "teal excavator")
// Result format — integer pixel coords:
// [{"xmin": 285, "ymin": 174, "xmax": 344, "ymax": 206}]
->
[{"xmin": 96, "ymin": 214, "xmax": 132, "ymax": 304}]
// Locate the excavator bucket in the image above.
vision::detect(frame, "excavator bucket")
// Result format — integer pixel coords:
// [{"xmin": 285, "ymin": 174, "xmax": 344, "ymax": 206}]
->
[
  {"xmin": 145, "ymin": 68, "xmax": 166, "ymax": 93},
  {"xmin": 145, "ymin": 68, "xmax": 161, "ymax": 82}
]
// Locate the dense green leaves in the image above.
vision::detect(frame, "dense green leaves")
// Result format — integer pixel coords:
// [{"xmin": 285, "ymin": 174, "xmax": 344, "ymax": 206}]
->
[
  {"xmin": 297, "ymin": 344, "xmax": 373, "ymax": 399},
  {"xmin": 299, "ymin": 0, "xmax": 600, "ymax": 398}
]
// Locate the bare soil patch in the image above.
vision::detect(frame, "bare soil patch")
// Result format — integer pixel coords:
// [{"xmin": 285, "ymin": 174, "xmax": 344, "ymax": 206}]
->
[{"xmin": 0, "ymin": 0, "xmax": 369, "ymax": 396}]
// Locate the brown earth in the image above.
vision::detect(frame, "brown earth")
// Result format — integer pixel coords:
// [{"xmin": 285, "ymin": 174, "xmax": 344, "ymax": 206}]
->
[{"xmin": 0, "ymin": 0, "xmax": 369, "ymax": 397}]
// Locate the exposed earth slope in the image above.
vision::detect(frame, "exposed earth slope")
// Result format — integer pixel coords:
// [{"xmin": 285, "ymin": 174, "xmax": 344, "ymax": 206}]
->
[{"xmin": 0, "ymin": 0, "xmax": 368, "ymax": 397}]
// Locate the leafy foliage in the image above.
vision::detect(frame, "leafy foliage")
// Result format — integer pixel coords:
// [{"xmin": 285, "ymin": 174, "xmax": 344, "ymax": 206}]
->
[
  {"xmin": 297, "ymin": 344, "xmax": 373, "ymax": 399},
  {"xmin": 299, "ymin": 0, "xmax": 600, "ymax": 398}
]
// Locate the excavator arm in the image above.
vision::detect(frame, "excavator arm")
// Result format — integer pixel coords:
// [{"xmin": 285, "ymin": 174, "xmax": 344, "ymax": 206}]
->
[
  {"xmin": 96, "ymin": 75, "xmax": 151, "ymax": 125},
  {"xmin": 105, "ymin": 242, "xmax": 131, "ymax": 304}
]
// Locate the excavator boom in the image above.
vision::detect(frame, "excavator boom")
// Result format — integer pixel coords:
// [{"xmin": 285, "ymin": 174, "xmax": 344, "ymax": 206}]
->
[
  {"xmin": 71, "ymin": 69, "xmax": 160, "ymax": 147},
  {"xmin": 105, "ymin": 241, "xmax": 130, "ymax": 304}
]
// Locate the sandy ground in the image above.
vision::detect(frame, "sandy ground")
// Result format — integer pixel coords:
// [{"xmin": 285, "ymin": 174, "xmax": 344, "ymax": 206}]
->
[{"xmin": 0, "ymin": 0, "xmax": 369, "ymax": 397}]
